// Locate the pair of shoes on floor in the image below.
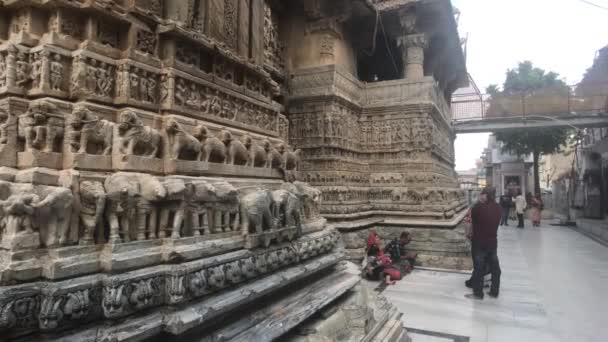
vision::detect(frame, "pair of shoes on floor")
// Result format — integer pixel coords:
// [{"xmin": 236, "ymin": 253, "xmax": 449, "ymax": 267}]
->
[{"xmin": 488, "ymin": 290, "xmax": 499, "ymax": 298}]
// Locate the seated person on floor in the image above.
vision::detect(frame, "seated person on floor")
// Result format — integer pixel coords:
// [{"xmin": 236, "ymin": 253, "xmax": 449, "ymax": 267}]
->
[
  {"xmin": 365, "ymin": 232, "xmax": 401, "ymax": 285},
  {"xmin": 384, "ymin": 232, "xmax": 418, "ymax": 274}
]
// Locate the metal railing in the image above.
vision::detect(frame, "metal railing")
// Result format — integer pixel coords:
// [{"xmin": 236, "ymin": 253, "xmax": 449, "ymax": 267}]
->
[{"xmin": 451, "ymin": 82, "xmax": 608, "ymax": 122}]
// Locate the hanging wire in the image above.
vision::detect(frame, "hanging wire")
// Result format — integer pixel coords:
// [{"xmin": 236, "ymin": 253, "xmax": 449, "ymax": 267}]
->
[
  {"xmin": 378, "ymin": 13, "xmax": 400, "ymax": 76},
  {"xmin": 363, "ymin": 9, "xmax": 380, "ymax": 57},
  {"xmin": 579, "ymin": 0, "xmax": 608, "ymax": 10}
]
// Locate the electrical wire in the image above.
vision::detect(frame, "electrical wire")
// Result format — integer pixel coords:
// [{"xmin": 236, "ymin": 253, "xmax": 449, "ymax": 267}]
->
[
  {"xmin": 378, "ymin": 14, "xmax": 400, "ymax": 76},
  {"xmin": 363, "ymin": 9, "xmax": 380, "ymax": 57},
  {"xmin": 579, "ymin": 0, "xmax": 608, "ymax": 10}
]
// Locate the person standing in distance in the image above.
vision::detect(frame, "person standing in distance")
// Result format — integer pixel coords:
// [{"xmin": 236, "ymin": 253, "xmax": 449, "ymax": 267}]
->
[
  {"xmin": 465, "ymin": 186, "xmax": 502, "ymax": 300},
  {"xmin": 499, "ymin": 191, "xmax": 512, "ymax": 226},
  {"xmin": 514, "ymin": 190, "xmax": 527, "ymax": 228}
]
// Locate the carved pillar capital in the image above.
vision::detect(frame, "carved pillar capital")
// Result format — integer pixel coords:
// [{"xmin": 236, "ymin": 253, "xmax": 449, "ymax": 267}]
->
[{"xmin": 398, "ymin": 33, "xmax": 428, "ymax": 80}]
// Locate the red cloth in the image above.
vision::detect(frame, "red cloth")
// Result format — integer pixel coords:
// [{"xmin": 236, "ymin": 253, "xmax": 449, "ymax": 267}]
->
[
  {"xmin": 470, "ymin": 201, "xmax": 501, "ymax": 249},
  {"xmin": 367, "ymin": 232, "xmax": 378, "ymax": 249}
]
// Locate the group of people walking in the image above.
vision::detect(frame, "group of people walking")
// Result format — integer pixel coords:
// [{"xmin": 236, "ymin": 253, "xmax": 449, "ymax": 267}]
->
[{"xmin": 499, "ymin": 190, "xmax": 544, "ymax": 228}]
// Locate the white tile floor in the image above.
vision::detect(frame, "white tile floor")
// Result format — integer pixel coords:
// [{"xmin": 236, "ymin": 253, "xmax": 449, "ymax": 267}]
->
[{"xmin": 381, "ymin": 222, "xmax": 608, "ymax": 342}]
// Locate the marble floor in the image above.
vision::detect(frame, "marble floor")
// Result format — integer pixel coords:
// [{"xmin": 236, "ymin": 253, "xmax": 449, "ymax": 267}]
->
[{"xmin": 381, "ymin": 221, "xmax": 608, "ymax": 342}]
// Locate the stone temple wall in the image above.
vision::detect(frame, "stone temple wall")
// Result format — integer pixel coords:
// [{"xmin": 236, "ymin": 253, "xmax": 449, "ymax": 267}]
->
[
  {"xmin": 0, "ymin": 1, "xmax": 411, "ymax": 341},
  {"xmin": 284, "ymin": 0, "xmax": 470, "ymax": 268}
]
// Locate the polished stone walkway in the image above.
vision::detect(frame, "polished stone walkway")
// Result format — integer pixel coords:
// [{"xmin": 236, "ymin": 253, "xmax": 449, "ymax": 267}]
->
[{"xmin": 381, "ymin": 221, "xmax": 608, "ymax": 342}]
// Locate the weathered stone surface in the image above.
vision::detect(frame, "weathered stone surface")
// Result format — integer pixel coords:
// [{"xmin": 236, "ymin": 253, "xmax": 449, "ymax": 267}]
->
[{"xmin": 0, "ymin": 0, "xmax": 466, "ymax": 340}]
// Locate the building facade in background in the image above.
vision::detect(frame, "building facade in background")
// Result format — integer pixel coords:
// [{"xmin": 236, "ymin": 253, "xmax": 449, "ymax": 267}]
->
[{"xmin": 482, "ymin": 135, "xmax": 533, "ymax": 196}]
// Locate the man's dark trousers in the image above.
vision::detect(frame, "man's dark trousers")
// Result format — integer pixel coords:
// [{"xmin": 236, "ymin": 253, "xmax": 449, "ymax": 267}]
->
[
  {"xmin": 517, "ymin": 213, "xmax": 524, "ymax": 228},
  {"xmin": 471, "ymin": 245, "xmax": 501, "ymax": 297},
  {"xmin": 500, "ymin": 208, "xmax": 509, "ymax": 226}
]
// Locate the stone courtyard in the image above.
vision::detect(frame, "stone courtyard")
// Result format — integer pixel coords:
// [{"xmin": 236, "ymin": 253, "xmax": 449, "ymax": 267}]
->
[{"xmin": 382, "ymin": 221, "xmax": 608, "ymax": 342}]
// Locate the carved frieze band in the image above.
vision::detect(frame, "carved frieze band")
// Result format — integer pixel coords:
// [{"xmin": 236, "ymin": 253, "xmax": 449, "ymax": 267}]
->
[{"xmin": 0, "ymin": 230, "xmax": 340, "ymax": 337}]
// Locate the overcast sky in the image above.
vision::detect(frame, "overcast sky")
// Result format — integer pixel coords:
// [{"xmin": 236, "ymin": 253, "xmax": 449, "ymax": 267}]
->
[{"xmin": 452, "ymin": 0, "xmax": 608, "ymax": 171}]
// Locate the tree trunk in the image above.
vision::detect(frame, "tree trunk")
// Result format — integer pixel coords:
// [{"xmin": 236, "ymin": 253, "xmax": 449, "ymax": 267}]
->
[{"xmin": 533, "ymin": 150, "xmax": 541, "ymax": 196}]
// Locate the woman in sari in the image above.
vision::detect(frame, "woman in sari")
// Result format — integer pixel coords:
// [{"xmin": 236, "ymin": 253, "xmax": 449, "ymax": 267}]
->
[
  {"xmin": 365, "ymin": 232, "xmax": 399, "ymax": 285},
  {"xmin": 530, "ymin": 194, "xmax": 543, "ymax": 227}
]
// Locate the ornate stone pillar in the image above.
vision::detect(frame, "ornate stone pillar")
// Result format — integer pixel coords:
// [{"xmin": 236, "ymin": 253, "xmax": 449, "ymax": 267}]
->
[{"xmin": 399, "ymin": 33, "xmax": 428, "ymax": 80}]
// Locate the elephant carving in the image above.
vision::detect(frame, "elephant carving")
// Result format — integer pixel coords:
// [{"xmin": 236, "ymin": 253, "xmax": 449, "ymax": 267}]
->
[
  {"xmin": 242, "ymin": 135, "xmax": 267, "ymax": 168},
  {"xmin": 104, "ymin": 172, "xmax": 166, "ymax": 242},
  {"xmin": 18, "ymin": 100, "xmax": 64, "ymax": 153},
  {"xmin": 240, "ymin": 189, "xmax": 275, "ymax": 236},
  {"xmin": 193, "ymin": 124, "xmax": 226, "ymax": 163},
  {"xmin": 117, "ymin": 110, "xmax": 161, "ymax": 158},
  {"xmin": 221, "ymin": 130, "xmax": 249, "ymax": 166},
  {"xmin": 265, "ymin": 141, "xmax": 284, "ymax": 169},
  {"xmin": 69, "ymin": 105, "xmax": 114, "ymax": 155},
  {"xmin": 165, "ymin": 118, "xmax": 202, "ymax": 160},
  {"xmin": 271, "ymin": 189, "xmax": 302, "ymax": 234},
  {"xmin": 278, "ymin": 144, "xmax": 301, "ymax": 171},
  {"xmin": 78, "ymin": 181, "xmax": 106, "ymax": 245}
]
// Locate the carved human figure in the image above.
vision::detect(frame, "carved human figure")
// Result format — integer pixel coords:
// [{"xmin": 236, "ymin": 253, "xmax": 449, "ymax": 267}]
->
[
  {"xmin": 15, "ymin": 52, "xmax": 29, "ymax": 86},
  {"xmin": 117, "ymin": 110, "xmax": 161, "ymax": 158},
  {"xmin": 129, "ymin": 72, "xmax": 140, "ymax": 100},
  {"xmin": 221, "ymin": 130, "xmax": 249, "ymax": 166},
  {"xmin": 50, "ymin": 54, "xmax": 63, "ymax": 91},
  {"xmin": 18, "ymin": 100, "xmax": 64, "ymax": 153},
  {"xmin": 242, "ymin": 135, "xmax": 267, "ymax": 168},
  {"xmin": 78, "ymin": 181, "xmax": 106, "ymax": 245},
  {"xmin": 240, "ymin": 189, "xmax": 275, "ymax": 236},
  {"xmin": 146, "ymin": 75, "xmax": 156, "ymax": 103},
  {"xmin": 139, "ymin": 71, "xmax": 149, "ymax": 102},
  {"xmin": 159, "ymin": 74, "xmax": 169, "ymax": 103},
  {"xmin": 0, "ymin": 108, "xmax": 14, "ymax": 145},
  {"xmin": 96, "ymin": 62, "xmax": 108, "ymax": 96},
  {"xmin": 0, "ymin": 54, "xmax": 6, "ymax": 87},
  {"xmin": 100, "ymin": 64, "xmax": 113, "ymax": 97},
  {"xmin": 193, "ymin": 124, "xmax": 226, "ymax": 163},
  {"xmin": 175, "ymin": 79, "xmax": 188, "ymax": 106},
  {"xmin": 69, "ymin": 105, "xmax": 114, "ymax": 155},
  {"xmin": 210, "ymin": 91, "xmax": 222, "ymax": 116},
  {"xmin": 30, "ymin": 53, "xmax": 42, "ymax": 89},
  {"xmin": 86, "ymin": 59, "xmax": 98, "ymax": 93},
  {"xmin": 186, "ymin": 83, "xmax": 200, "ymax": 109},
  {"xmin": 165, "ymin": 118, "xmax": 202, "ymax": 161}
]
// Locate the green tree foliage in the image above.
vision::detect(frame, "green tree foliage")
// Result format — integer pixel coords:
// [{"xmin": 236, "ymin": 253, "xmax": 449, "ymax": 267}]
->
[{"xmin": 490, "ymin": 61, "xmax": 572, "ymax": 195}]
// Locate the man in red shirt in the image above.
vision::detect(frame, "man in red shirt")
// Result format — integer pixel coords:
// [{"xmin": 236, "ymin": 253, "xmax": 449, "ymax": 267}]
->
[{"xmin": 465, "ymin": 186, "xmax": 502, "ymax": 300}]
